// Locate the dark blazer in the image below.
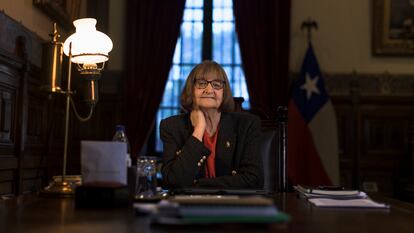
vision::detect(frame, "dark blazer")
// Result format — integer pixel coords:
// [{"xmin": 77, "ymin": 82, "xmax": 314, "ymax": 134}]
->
[{"xmin": 160, "ymin": 112, "xmax": 263, "ymax": 189}]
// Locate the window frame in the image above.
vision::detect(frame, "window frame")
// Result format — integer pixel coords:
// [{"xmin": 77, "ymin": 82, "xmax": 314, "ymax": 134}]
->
[{"xmin": 147, "ymin": 0, "xmax": 248, "ymax": 155}]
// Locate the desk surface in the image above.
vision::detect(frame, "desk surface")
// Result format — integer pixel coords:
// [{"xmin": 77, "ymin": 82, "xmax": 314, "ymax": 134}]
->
[{"xmin": 1, "ymin": 193, "xmax": 414, "ymax": 233}]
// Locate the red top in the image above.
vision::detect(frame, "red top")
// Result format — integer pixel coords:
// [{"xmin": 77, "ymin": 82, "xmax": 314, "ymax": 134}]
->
[{"xmin": 203, "ymin": 128, "xmax": 219, "ymax": 178}]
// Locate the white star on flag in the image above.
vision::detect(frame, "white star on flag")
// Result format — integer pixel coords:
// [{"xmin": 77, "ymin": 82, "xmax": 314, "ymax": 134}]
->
[{"xmin": 300, "ymin": 73, "xmax": 320, "ymax": 100}]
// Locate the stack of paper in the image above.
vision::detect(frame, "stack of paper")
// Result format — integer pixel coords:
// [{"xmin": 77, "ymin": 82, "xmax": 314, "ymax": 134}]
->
[
  {"xmin": 307, "ymin": 198, "xmax": 389, "ymax": 208},
  {"xmin": 294, "ymin": 185, "xmax": 366, "ymax": 199},
  {"xmin": 293, "ymin": 185, "xmax": 389, "ymax": 209},
  {"xmin": 134, "ymin": 195, "xmax": 290, "ymax": 224}
]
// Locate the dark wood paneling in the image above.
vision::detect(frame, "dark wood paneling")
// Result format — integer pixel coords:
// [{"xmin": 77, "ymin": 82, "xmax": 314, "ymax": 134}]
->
[
  {"xmin": 0, "ymin": 63, "xmax": 18, "ymax": 149},
  {"xmin": 0, "ymin": 52, "xmax": 20, "ymax": 195},
  {"xmin": 0, "ymin": 12, "xmax": 48, "ymax": 196},
  {"xmin": 0, "ymin": 157, "xmax": 18, "ymax": 170},
  {"xmin": 0, "ymin": 12, "xmax": 43, "ymax": 67},
  {"xmin": 0, "ymin": 182, "xmax": 13, "ymax": 195},
  {"xmin": 0, "ymin": 10, "xmax": 123, "ymax": 197},
  {"xmin": 331, "ymin": 74, "xmax": 414, "ymax": 196},
  {"xmin": 0, "ymin": 170, "xmax": 13, "ymax": 181}
]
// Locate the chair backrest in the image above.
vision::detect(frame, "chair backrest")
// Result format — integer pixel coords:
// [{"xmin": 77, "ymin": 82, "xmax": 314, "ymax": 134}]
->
[
  {"xmin": 259, "ymin": 128, "xmax": 277, "ymax": 193},
  {"xmin": 256, "ymin": 107, "xmax": 288, "ymax": 194},
  {"xmin": 233, "ymin": 98, "xmax": 288, "ymax": 193}
]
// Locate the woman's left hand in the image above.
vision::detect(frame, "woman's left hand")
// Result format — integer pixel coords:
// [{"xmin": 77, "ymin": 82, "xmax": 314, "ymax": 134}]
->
[{"xmin": 190, "ymin": 109, "xmax": 206, "ymax": 141}]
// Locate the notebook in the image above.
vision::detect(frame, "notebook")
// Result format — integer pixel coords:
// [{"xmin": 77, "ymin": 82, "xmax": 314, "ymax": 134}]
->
[
  {"xmin": 295, "ymin": 185, "xmax": 359, "ymax": 196},
  {"xmin": 170, "ymin": 187, "xmax": 268, "ymax": 195},
  {"xmin": 134, "ymin": 194, "xmax": 291, "ymax": 225}
]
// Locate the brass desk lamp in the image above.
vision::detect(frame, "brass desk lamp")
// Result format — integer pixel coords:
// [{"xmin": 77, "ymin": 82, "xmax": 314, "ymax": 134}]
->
[{"xmin": 41, "ymin": 18, "xmax": 113, "ymax": 196}]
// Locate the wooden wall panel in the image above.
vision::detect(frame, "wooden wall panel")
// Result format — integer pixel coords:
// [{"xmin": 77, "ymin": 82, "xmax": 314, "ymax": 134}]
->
[
  {"xmin": 0, "ymin": 182, "xmax": 13, "ymax": 195},
  {"xmin": 0, "ymin": 64, "xmax": 18, "ymax": 151},
  {"xmin": 0, "ymin": 56, "xmax": 20, "ymax": 196},
  {"xmin": 329, "ymin": 74, "xmax": 414, "ymax": 196},
  {"xmin": 0, "ymin": 12, "xmax": 48, "ymax": 196}
]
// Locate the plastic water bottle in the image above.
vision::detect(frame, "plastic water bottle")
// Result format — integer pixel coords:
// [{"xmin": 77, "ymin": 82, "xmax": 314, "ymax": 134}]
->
[
  {"xmin": 112, "ymin": 125, "xmax": 128, "ymax": 142},
  {"xmin": 112, "ymin": 125, "xmax": 131, "ymax": 167},
  {"xmin": 112, "ymin": 125, "xmax": 135, "ymax": 195}
]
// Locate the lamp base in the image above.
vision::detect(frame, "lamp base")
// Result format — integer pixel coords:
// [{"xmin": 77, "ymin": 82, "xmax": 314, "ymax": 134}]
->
[{"xmin": 40, "ymin": 175, "xmax": 82, "ymax": 198}]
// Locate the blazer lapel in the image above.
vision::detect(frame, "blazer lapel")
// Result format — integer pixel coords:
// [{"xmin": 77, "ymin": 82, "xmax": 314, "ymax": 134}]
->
[{"xmin": 215, "ymin": 113, "xmax": 236, "ymax": 176}]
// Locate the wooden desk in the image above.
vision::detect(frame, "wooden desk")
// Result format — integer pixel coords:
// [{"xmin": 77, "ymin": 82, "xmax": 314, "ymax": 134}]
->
[{"xmin": 1, "ymin": 193, "xmax": 414, "ymax": 233}]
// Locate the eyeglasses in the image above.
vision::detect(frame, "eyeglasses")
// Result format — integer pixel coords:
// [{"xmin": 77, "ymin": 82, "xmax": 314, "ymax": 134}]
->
[{"xmin": 194, "ymin": 79, "xmax": 225, "ymax": 90}]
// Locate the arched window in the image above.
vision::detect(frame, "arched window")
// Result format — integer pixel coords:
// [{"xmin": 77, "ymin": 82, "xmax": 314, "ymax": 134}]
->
[{"xmin": 154, "ymin": 0, "xmax": 249, "ymax": 152}]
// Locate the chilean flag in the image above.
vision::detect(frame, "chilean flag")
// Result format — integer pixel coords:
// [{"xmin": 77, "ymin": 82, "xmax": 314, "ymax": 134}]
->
[{"xmin": 287, "ymin": 42, "xmax": 339, "ymax": 186}]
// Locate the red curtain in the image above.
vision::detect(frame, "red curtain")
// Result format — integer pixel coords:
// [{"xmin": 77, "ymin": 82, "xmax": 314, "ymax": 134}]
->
[
  {"xmin": 125, "ymin": 0, "xmax": 185, "ymax": 155},
  {"xmin": 233, "ymin": 0, "xmax": 291, "ymax": 116}
]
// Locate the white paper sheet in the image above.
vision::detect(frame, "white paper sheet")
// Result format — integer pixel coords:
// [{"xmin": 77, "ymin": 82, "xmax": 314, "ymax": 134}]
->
[
  {"xmin": 308, "ymin": 198, "xmax": 389, "ymax": 209},
  {"xmin": 81, "ymin": 141, "xmax": 127, "ymax": 185}
]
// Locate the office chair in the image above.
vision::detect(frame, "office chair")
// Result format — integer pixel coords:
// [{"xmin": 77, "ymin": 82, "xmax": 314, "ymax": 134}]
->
[
  {"xmin": 258, "ymin": 107, "xmax": 288, "ymax": 194},
  {"xmin": 259, "ymin": 128, "xmax": 277, "ymax": 193},
  {"xmin": 233, "ymin": 98, "xmax": 288, "ymax": 193}
]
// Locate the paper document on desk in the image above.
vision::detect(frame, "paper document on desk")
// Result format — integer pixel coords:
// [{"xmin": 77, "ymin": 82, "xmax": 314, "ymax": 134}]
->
[
  {"xmin": 171, "ymin": 195, "xmax": 273, "ymax": 205},
  {"xmin": 134, "ymin": 195, "xmax": 291, "ymax": 225},
  {"xmin": 295, "ymin": 185, "xmax": 359, "ymax": 196},
  {"xmin": 294, "ymin": 185, "xmax": 365, "ymax": 199},
  {"xmin": 81, "ymin": 141, "xmax": 127, "ymax": 186},
  {"xmin": 299, "ymin": 191, "xmax": 368, "ymax": 200},
  {"xmin": 308, "ymin": 198, "xmax": 389, "ymax": 209}
]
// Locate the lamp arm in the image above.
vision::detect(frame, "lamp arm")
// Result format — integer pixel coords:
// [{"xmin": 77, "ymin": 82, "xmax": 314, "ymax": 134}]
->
[
  {"xmin": 69, "ymin": 97, "xmax": 95, "ymax": 122},
  {"xmin": 42, "ymin": 19, "xmax": 111, "ymax": 196}
]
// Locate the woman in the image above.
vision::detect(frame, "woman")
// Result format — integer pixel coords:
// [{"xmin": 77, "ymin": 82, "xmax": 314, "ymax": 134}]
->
[{"xmin": 160, "ymin": 60, "xmax": 263, "ymax": 189}]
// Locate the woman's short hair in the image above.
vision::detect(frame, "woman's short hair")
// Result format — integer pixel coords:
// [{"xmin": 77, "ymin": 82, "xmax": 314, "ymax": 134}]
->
[{"xmin": 180, "ymin": 60, "xmax": 234, "ymax": 112}]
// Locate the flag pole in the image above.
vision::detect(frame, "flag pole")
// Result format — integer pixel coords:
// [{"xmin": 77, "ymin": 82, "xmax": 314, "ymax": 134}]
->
[
  {"xmin": 277, "ymin": 106, "xmax": 289, "ymax": 192},
  {"xmin": 301, "ymin": 17, "xmax": 318, "ymax": 42}
]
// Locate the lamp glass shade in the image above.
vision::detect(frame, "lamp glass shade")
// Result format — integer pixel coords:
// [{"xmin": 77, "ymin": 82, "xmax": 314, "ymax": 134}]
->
[{"xmin": 63, "ymin": 18, "xmax": 113, "ymax": 64}]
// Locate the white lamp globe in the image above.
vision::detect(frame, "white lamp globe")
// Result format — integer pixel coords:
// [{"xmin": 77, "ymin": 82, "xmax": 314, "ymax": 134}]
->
[{"xmin": 63, "ymin": 18, "xmax": 113, "ymax": 64}]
